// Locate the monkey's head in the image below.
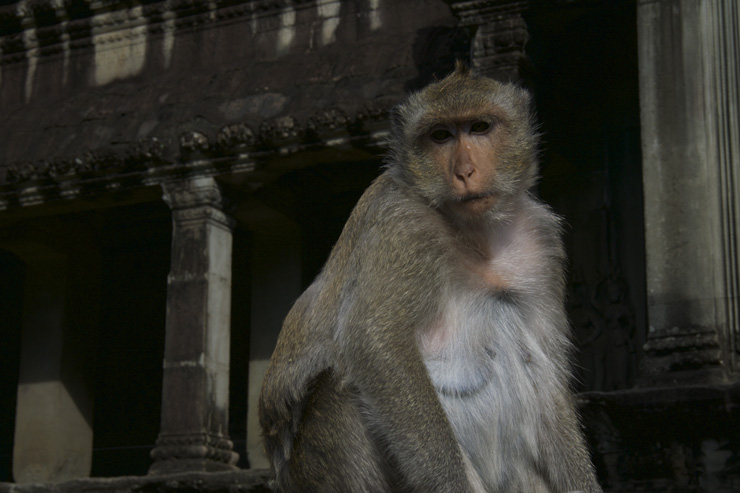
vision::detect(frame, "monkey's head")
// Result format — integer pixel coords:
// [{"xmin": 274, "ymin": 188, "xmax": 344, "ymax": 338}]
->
[{"xmin": 388, "ymin": 62, "xmax": 539, "ymax": 221}]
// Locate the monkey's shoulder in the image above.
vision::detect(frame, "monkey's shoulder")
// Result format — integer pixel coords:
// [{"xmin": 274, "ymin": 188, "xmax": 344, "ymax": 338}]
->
[
  {"xmin": 351, "ymin": 171, "xmax": 447, "ymax": 230},
  {"xmin": 332, "ymin": 172, "xmax": 454, "ymax": 267}
]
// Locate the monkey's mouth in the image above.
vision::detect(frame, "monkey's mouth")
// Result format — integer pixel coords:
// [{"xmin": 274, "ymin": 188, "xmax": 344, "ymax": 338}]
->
[
  {"xmin": 459, "ymin": 192, "xmax": 494, "ymax": 203},
  {"xmin": 450, "ymin": 192, "xmax": 497, "ymax": 215}
]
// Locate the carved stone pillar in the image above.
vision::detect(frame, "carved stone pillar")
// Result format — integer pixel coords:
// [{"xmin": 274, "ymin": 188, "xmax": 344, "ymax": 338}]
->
[
  {"xmin": 637, "ymin": 0, "xmax": 740, "ymax": 386},
  {"xmin": 444, "ymin": 0, "xmax": 530, "ymax": 82},
  {"xmin": 149, "ymin": 176, "xmax": 239, "ymax": 474}
]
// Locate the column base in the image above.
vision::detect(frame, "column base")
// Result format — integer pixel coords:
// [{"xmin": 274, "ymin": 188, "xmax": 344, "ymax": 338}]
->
[
  {"xmin": 636, "ymin": 324, "xmax": 728, "ymax": 388},
  {"xmin": 149, "ymin": 459, "xmax": 239, "ymax": 475},
  {"xmin": 149, "ymin": 433, "xmax": 239, "ymax": 475}
]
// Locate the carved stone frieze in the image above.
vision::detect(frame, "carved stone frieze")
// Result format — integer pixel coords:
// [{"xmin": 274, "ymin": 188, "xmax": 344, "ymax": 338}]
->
[
  {"xmin": 471, "ymin": 16, "xmax": 529, "ymax": 80},
  {"xmin": 0, "ymin": 0, "xmax": 342, "ymax": 66},
  {"xmin": 179, "ymin": 131, "xmax": 210, "ymax": 156},
  {"xmin": 127, "ymin": 137, "xmax": 167, "ymax": 166},
  {"xmin": 443, "ymin": 0, "xmax": 531, "ymax": 81},
  {"xmin": 258, "ymin": 115, "xmax": 301, "ymax": 142},
  {"xmin": 5, "ymin": 138, "xmax": 166, "ymax": 185},
  {"xmin": 0, "ymin": 0, "xmax": 404, "ymax": 209},
  {"xmin": 0, "ymin": 100, "xmax": 394, "ymax": 210},
  {"xmin": 568, "ymin": 272, "xmax": 638, "ymax": 391},
  {"xmin": 217, "ymin": 123, "xmax": 256, "ymax": 149},
  {"xmin": 307, "ymin": 108, "xmax": 348, "ymax": 131},
  {"xmin": 444, "ymin": 0, "xmax": 530, "ymax": 26},
  {"xmin": 304, "ymin": 108, "xmax": 353, "ymax": 143}
]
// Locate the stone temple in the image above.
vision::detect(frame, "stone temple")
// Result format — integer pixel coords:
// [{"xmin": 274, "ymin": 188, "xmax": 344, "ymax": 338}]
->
[{"xmin": 0, "ymin": 0, "xmax": 738, "ymax": 491}]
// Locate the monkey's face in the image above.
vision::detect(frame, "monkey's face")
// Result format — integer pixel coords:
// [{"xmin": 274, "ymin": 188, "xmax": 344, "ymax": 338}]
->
[
  {"xmin": 424, "ymin": 116, "xmax": 510, "ymax": 217},
  {"xmin": 389, "ymin": 64, "xmax": 539, "ymax": 221}
]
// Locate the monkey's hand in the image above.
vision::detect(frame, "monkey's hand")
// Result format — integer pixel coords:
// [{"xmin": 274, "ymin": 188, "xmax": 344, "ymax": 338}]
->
[{"xmin": 259, "ymin": 370, "xmax": 301, "ymax": 470}]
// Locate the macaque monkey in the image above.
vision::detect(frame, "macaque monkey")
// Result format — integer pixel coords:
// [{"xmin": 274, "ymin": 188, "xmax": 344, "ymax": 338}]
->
[{"xmin": 259, "ymin": 62, "xmax": 601, "ymax": 492}]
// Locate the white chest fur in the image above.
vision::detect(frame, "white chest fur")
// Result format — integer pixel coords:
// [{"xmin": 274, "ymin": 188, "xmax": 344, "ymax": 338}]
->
[{"xmin": 418, "ymin": 210, "xmax": 568, "ymax": 490}]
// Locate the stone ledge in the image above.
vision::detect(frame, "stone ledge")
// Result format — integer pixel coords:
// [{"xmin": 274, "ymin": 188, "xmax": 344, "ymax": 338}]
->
[
  {"xmin": 0, "ymin": 469, "xmax": 272, "ymax": 493},
  {"xmin": 580, "ymin": 381, "xmax": 740, "ymax": 492}
]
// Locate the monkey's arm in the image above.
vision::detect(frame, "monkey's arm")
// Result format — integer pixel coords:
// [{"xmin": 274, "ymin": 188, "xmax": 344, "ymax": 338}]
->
[
  {"xmin": 334, "ymin": 194, "xmax": 477, "ymax": 492},
  {"xmin": 259, "ymin": 177, "xmax": 400, "ymax": 483},
  {"xmin": 259, "ymin": 281, "xmax": 331, "ymax": 475}
]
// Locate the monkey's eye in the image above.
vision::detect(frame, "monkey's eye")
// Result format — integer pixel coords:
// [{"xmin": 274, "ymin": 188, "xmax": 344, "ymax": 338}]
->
[
  {"xmin": 470, "ymin": 121, "xmax": 491, "ymax": 134},
  {"xmin": 430, "ymin": 128, "xmax": 453, "ymax": 143}
]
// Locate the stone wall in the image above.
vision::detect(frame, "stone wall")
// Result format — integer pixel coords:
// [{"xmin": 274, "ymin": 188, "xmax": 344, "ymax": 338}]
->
[
  {"xmin": 0, "ymin": 0, "xmax": 463, "ymax": 485},
  {"xmin": 1, "ymin": 0, "xmax": 738, "ymax": 491}
]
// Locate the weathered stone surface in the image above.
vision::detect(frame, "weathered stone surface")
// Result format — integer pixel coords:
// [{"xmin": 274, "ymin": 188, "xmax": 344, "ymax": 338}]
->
[
  {"xmin": 637, "ymin": 0, "xmax": 740, "ymax": 383},
  {"xmin": 12, "ymin": 252, "xmax": 93, "ymax": 484},
  {"xmin": 581, "ymin": 382, "xmax": 740, "ymax": 492},
  {"xmin": 9, "ymin": 231, "xmax": 102, "ymax": 485},
  {"xmin": 1, "ymin": 0, "xmax": 737, "ymax": 490},
  {"xmin": 444, "ymin": 0, "xmax": 530, "ymax": 81},
  {"xmin": 151, "ymin": 177, "xmax": 239, "ymax": 474},
  {"xmin": 0, "ymin": 0, "xmax": 460, "ymax": 208},
  {"xmin": 0, "ymin": 470, "xmax": 271, "ymax": 493}
]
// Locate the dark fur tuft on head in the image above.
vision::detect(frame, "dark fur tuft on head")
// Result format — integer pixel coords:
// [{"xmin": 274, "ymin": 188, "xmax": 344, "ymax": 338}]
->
[{"xmin": 453, "ymin": 59, "xmax": 471, "ymax": 77}]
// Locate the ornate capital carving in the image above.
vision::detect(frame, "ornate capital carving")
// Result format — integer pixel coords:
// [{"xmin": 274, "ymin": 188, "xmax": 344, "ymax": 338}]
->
[
  {"xmin": 161, "ymin": 177, "xmax": 236, "ymax": 229},
  {"xmin": 161, "ymin": 176, "xmax": 227, "ymax": 210}
]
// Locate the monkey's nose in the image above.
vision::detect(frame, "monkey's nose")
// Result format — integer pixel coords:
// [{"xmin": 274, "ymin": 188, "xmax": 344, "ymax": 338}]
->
[{"xmin": 454, "ymin": 162, "xmax": 476, "ymax": 188}]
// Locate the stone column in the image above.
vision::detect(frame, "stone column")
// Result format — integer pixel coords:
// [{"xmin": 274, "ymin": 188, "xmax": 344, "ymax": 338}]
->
[
  {"xmin": 444, "ymin": 0, "xmax": 531, "ymax": 82},
  {"xmin": 12, "ymin": 245, "xmax": 95, "ymax": 483},
  {"xmin": 637, "ymin": 0, "xmax": 740, "ymax": 386},
  {"xmin": 149, "ymin": 176, "xmax": 239, "ymax": 474}
]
